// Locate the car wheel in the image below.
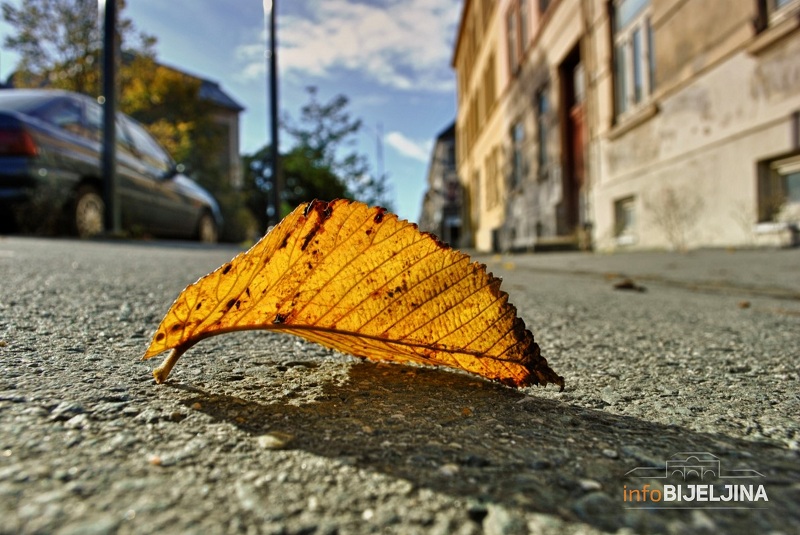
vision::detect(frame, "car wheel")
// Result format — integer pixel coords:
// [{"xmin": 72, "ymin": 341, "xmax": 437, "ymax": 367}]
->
[
  {"xmin": 197, "ymin": 212, "xmax": 218, "ymax": 244},
  {"xmin": 74, "ymin": 187, "xmax": 105, "ymax": 238}
]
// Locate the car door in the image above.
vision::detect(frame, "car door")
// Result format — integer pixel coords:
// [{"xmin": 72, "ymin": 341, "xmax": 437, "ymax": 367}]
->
[
  {"xmin": 32, "ymin": 97, "xmax": 95, "ymax": 184},
  {"xmin": 82, "ymin": 100, "xmax": 152, "ymax": 229},
  {"xmin": 122, "ymin": 117, "xmax": 198, "ymax": 237}
]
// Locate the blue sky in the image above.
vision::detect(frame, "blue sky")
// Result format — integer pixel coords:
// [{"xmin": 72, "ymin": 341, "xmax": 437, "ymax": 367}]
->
[{"xmin": 0, "ymin": 0, "xmax": 462, "ymax": 222}]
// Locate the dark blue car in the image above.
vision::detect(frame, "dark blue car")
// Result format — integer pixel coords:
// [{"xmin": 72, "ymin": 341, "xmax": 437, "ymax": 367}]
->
[{"xmin": 0, "ymin": 89, "xmax": 222, "ymax": 242}]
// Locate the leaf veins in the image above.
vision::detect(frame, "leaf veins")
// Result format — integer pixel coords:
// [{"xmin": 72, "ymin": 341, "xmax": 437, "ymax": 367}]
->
[{"xmin": 142, "ymin": 199, "xmax": 564, "ymax": 390}]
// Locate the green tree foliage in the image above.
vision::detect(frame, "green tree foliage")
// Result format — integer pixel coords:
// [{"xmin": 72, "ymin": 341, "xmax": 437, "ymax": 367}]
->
[
  {"xmin": 244, "ymin": 87, "xmax": 394, "ymax": 232},
  {"xmin": 3, "ymin": 0, "xmax": 255, "ymax": 242},
  {"xmin": 120, "ymin": 59, "xmax": 223, "ymax": 189},
  {"xmin": 1, "ymin": 0, "xmax": 154, "ymax": 94},
  {"xmin": 282, "ymin": 87, "xmax": 370, "ymax": 186}
]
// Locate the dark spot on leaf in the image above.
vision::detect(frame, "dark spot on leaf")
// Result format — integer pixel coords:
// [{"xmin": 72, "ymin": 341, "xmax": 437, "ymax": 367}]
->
[
  {"xmin": 245, "ymin": 288, "xmax": 251, "ymax": 297},
  {"xmin": 222, "ymin": 264, "xmax": 232, "ymax": 275},
  {"xmin": 226, "ymin": 299, "xmax": 236, "ymax": 310},
  {"xmin": 155, "ymin": 332, "xmax": 165, "ymax": 342},
  {"xmin": 301, "ymin": 223, "xmax": 321, "ymax": 251},
  {"xmin": 374, "ymin": 208, "xmax": 386, "ymax": 223},
  {"xmin": 195, "ymin": 302, "xmax": 203, "ymax": 310},
  {"xmin": 273, "ymin": 313, "xmax": 287, "ymax": 324},
  {"xmin": 235, "ymin": 300, "xmax": 241, "ymax": 310},
  {"xmin": 279, "ymin": 234, "xmax": 290, "ymax": 249},
  {"xmin": 422, "ymin": 231, "xmax": 450, "ymax": 249},
  {"xmin": 170, "ymin": 324, "xmax": 182, "ymax": 332},
  {"xmin": 388, "ymin": 291, "xmax": 394, "ymax": 298},
  {"xmin": 365, "ymin": 229, "xmax": 372, "ymax": 236},
  {"xmin": 307, "ymin": 262, "xmax": 313, "ymax": 270}
]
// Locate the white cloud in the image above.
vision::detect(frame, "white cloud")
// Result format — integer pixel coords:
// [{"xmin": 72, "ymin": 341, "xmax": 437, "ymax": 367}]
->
[
  {"xmin": 385, "ymin": 131, "xmax": 432, "ymax": 162},
  {"xmin": 236, "ymin": 0, "xmax": 461, "ymax": 92}
]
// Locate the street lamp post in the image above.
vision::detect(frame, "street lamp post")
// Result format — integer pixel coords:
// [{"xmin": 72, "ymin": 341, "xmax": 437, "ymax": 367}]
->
[
  {"xmin": 265, "ymin": 0, "xmax": 281, "ymax": 226},
  {"xmin": 99, "ymin": 0, "xmax": 119, "ymax": 234}
]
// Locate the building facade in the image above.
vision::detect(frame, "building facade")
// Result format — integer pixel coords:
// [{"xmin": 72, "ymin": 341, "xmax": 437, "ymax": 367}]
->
[
  {"xmin": 419, "ymin": 122, "xmax": 464, "ymax": 246},
  {"xmin": 181, "ymin": 71, "xmax": 245, "ymax": 190},
  {"xmin": 453, "ymin": 0, "xmax": 800, "ymax": 252}
]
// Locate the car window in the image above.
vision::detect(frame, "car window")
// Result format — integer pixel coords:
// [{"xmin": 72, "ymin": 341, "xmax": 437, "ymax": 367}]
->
[
  {"xmin": 115, "ymin": 117, "xmax": 136, "ymax": 154},
  {"xmin": 33, "ymin": 98, "xmax": 88, "ymax": 138},
  {"xmin": 84, "ymin": 100, "xmax": 103, "ymax": 142},
  {"xmin": 124, "ymin": 118, "xmax": 173, "ymax": 175}
]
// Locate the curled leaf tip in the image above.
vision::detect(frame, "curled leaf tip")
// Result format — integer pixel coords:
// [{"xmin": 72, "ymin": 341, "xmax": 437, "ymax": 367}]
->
[{"xmin": 143, "ymin": 199, "xmax": 563, "ymax": 389}]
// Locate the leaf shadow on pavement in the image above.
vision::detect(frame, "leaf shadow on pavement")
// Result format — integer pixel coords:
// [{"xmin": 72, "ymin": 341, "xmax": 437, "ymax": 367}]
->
[{"xmin": 177, "ymin": 362, "xmax": 800, "ymax": 534}]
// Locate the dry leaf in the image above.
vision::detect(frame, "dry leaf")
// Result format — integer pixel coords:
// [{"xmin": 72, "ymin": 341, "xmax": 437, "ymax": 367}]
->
[
  {"xmin": 142, "ymin": 200, "xmax": 564, "ymax": 390},
  {"xmin": 613, "ymin": 278, "xmax": 646, "ymax": 292}
]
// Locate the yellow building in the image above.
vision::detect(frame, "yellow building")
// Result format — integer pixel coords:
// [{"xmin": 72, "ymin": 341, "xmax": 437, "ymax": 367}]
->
[{"xmin": 453, "ymin": 0, "xmax": 800, "ymax": 251}]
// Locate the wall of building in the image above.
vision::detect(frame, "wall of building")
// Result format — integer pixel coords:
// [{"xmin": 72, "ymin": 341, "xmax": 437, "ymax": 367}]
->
[
  {"xmin": 453, "ymin": 0, "xmax": 800, "ymax": 253},
  {"xmin": 593, "ymin": 0, "xmax": 800, "ymax": 250}
]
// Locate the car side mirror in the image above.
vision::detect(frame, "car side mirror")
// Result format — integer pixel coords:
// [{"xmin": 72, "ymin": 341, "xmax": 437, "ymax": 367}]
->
[{"xmin": 163, "ymin": 163, "xmax": 186, "ymax": 180}]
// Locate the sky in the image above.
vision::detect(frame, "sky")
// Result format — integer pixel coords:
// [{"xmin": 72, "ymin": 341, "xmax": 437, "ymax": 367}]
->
[{"xmin": 0, "ymin": 0, "xmax": 462, "ymax": 223}]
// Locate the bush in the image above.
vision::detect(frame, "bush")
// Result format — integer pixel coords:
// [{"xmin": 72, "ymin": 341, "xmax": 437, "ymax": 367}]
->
[{"xmin": 216, "ymin": 190, "xmax": 260, "ymax": 244}]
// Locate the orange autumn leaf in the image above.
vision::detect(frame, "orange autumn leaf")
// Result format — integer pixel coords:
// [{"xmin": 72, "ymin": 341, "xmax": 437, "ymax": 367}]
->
[{"xmin": 142, "ymin": 199, "xmax": 564, "ymax": 390}]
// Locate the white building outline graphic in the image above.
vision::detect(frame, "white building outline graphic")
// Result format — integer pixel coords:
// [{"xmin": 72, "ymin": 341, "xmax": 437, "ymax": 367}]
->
[{"xmin": 625, "ymin": 452, "xmax": 765, "ymax": 481}]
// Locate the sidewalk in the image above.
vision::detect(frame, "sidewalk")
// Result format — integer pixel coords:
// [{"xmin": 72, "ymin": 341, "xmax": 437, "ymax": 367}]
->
[{"xmin": 475, "ymin": 247, "xmax": 800, "ymax": 299}]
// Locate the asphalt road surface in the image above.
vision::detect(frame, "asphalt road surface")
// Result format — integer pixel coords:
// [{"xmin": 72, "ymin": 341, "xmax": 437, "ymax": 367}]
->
[{"xmin": 1, "ymin": 237, "xmax": 798, "ymax": 534}]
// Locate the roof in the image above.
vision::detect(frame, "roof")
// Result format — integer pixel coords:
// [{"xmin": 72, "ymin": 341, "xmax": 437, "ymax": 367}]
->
[
  {"xmin": 435, "ymin": 121, "xmax": 456, "ymax": 142},
  {"xmin": 198, "ymin": 79, "xmax": 244, "ymax": 112},
  {"xmin": 122, "ymin": 53, "xmax": 245, "ymax": 113},
  {"xmin": 2, "ymin": 56, "xmax": 245, "ymax": 113}
]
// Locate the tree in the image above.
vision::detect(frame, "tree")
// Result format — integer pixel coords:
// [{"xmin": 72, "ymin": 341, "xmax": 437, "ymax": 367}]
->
[
  {"xmin": 3, "ymin": 0, "xmax": 255, "ymax": 242},
  {"xmin": 283, "ymin": 87, "xmax": 393, "ymax": 210},
  {"xmin": 1, "ymin": 0, "xmax": 154, "ymax": 94},
  {"xmin": 243, "ymin": 87, "xmax": 394, "ymax": 233},
  {"xmin": 119, "ymin": 58, "xmax": 223, "ymax": 188}
]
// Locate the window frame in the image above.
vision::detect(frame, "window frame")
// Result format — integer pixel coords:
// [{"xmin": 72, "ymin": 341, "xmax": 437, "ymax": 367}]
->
[
  {"xmin": 614, "ymin": 195, "xmax": 637, "ymax": 244},
  {"xmin": 758, "ymin": 153, "xmax": 800, "ymax": 222},
  {"xmin": 612, "ymin": 0, "xmax": 655, "ymax": 120},
  {"xmin": 535, "ymin": 85, "xmax": 550, "ymax": 179},
  {"xmin": 768, "ymin": 0, "xmax": 800, "ymax": 24},
  {"xmin": 509, "ymin": 120, "xmax": 527, "ymax": 189},
  {"xmin": 506, "ymin": 0, "xmax": 530, "ymax": 76}
]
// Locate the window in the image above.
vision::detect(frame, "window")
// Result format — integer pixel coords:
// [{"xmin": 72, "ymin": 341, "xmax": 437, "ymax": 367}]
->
[
  {"xmin": 507, "ymin": 8, "xmax": 519, "ymax": 73},
  {"xmin": 124, "ymin": 118, "xmax": 172, "ymax": 176},
  {"xmin": 471, "ymin": 170, "xmax": 482, "ymax": 222},
  {"xmin": 535, "ymin": 86, "xmax": 550, "ymax": 177},
  {"xmin": 35, "ymin": 98, "xmax": 85, "ymax": 138},
  {"xmin": 614, "ymin": 196, "xmax": 636, "ymax": 244},
  {"xmin": 769, "ymin": 0, "xmax": 800, "ymax": 23},
  {"xmin": 759, "ymin": 154, "xmax": 800, "ymax": 222},
  {"xmin": 485, "ymin": 148, "xmax": 502, "ymax": 209},
  {"xmin": 510, "ymin": 121, "xmax": 526, "ymax": 188},
  {"xmin": 612, "ymin": 0, "xmax": 654, "ymax": 118},
  {"xmin": 519, "ymin": 0, "xmax": 530, "ymax": 46},
  {"xmin": 506, "ymin": 0, "xmax": 529, "ymax": 74},
  {"xmin": 84, "ymin": 101, "xmax": 103, "ymax": 142}
]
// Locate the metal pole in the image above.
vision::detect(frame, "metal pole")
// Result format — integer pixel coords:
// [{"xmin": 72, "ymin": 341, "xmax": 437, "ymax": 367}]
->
[
  {"xmin": 267, "ymin": 0, "xmax": 281, "ymax": 225},
  {"xmin": 100, "ymin": 0, "xmax": 119, "ymax": 233}
]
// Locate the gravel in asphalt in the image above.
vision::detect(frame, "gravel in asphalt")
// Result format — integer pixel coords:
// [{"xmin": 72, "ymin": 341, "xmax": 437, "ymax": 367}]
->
[{"xmin": 0, "ymin": 237, "xmax": 798, "ymax": 534}]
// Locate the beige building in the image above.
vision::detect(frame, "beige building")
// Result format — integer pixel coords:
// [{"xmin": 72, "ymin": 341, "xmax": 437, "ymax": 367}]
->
[
  {"xmin": 180, "ymin": 70, "xmax": 245, "ymax": 190},
  {"xmin": 453, "ymin": 0, "xmax": 800, "ymax": 252}
]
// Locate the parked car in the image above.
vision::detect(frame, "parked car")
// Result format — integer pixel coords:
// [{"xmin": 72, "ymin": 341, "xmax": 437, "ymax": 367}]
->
[{"xmin": 0, "ymin": 89, "xmax": 222, "ymax": 242}]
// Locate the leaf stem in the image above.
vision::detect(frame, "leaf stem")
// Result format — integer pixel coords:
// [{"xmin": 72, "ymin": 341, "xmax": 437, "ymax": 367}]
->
[{"xmin": 153, "ymin": 347, "xmax": 185, "ymax": 384}]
